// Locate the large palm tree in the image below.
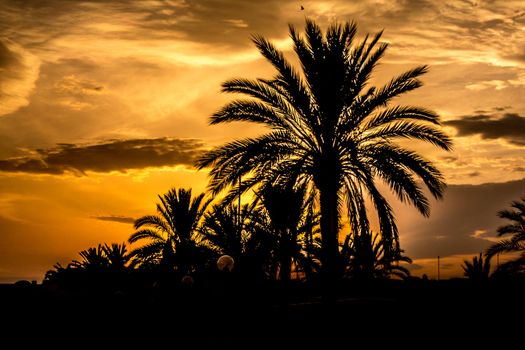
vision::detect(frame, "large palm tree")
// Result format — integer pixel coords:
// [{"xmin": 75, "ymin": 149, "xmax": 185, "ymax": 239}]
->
[
  {"xmin": 197, "ymin": 19, "xmax": 451, "ymax": 291},
  {"xmin": 128, "ymin": 188, "xmax": 211, "ymax": 275}
]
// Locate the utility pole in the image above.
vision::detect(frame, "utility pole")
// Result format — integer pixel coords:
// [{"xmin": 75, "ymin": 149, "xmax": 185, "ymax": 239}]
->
[{"xmin": 437, "ymin": 255, "xmax": 440, "ymax": 281}]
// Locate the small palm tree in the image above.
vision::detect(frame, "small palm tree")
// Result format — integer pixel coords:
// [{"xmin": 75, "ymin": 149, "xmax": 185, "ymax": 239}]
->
[
  {"xmin": 201, "ymin": 201, "xmax": 274, "ymax": 279},
  {"xmin": 201, "ymin": 203, "xmax": 247, "ymax": 259},
  {"xmin": 492, "ymin": 253, "xmax": 525, "ymax": 279},
  {"xmin": 128, "ymin": 188, "xmax": 211, "ymax": 275},
  {"xmin": 102, "ymin": 243, "xmax": 132, "ymax": 271},
  {"xmin": 197, "ymin": 19, "xmax": 451, "ymax": 292},
  {"xmin": 44, "ymin": 243, "xmax": 133, "ymax": 284},
  {"xmin": 341, "ymin": 231, "xmax": 412, "ymax": 280},
  {"xmin": 462, "ymin": 253, "xmax": 491, "ymax": 282},
  {"xmin": 44, "ymin": 262, "xmax": 68, "ymax": 283},
  {"xmin": 70, "ymin": 244, "xmax": 109, "ymax": 271},
  {"xmin": 486, "ymin": 197, "xmax": 525, "ymax": 257}
]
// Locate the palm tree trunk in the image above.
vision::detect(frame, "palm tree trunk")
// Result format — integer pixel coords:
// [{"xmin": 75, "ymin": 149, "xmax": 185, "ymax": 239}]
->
[
  {"xmin": 319, "ymin": 184, "xmax": 340, "ymax": 301},
  {"xmin": 279, "ymin": 243, "xmax": 292, "ymax": 285}
]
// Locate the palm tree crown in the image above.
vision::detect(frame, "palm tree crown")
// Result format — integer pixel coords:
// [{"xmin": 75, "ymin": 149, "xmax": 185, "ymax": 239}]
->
[
  {"xmin": 201, "ymin": 201, "xmax": 274, "ymax": 278},
  {"xmin": 462, "ymin": 253, "xmax": 491, "ymax": 282},
  {"xmin": 197, "ymin": 19, "xmax": 451, "ymax": 287},
  {"xmin": 128, "ymin": 188, "xmax": 210, "ymax": 274},
  {"xmin": 486, "ymin": 197, "xmax": 525, "ymax": 257},
  {"xmin": 341, "ymin": 231, "xmax": 412, "ymax": 280}
]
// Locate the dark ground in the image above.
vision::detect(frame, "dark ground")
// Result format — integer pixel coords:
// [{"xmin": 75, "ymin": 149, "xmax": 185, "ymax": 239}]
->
[{"xmin": 1, "ymin": 278, "xmax": 523, "ymax": 347}]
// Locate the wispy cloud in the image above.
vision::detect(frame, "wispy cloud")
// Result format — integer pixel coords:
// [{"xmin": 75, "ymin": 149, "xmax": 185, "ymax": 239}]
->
[
  {"xmin": 470, "ymin": 229, "xmax": 499, "ymax": 243},
  {"xmin": 0, "ymin": 39, "xmax": 40, "ymax": 116}
]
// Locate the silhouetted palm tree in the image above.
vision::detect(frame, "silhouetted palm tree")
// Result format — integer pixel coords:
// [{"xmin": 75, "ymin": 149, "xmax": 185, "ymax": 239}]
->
[
  {"xmin": 201, "ymin": 201, "xmax": 274, "ymax": 279},
  {"xmin": 102, "ymin": 243, "xmax": 132, "ymax": 271},
  {"xmin": 256, "ymin": 182, "xmax": 319, "ymax": 283},
  {"xmin": 197, "ymin": 19, "xmax": 451, "ymax": 290},
  {"xmin": 202, "ymin": 203, "xmax": 246, "ymax": 259},
  {"xmin": 486, "ymin": 197, "xmax": 525, "ymax": 257},
  {"xmin": 128, "ymin": 188, "xmax": 211, "ymax": 275},
  {"xmin": 462, "ymin": 253, "xmax": 491, "ymax": 282},
  {"xmin": 44, "ymin": 262, "xmax": 68, "ymax": 283},
  {"xmin": 70, "ymin": 244, "xmax": 109, "ymax": 271},
  {"xmin": 44, "ymin": 243, "xmax": 132, "ymax": 284},
  {"xmin": 341, "ymin": 231, "xmax": 412, "ymax": 280},
  {"xmin": 491, "ymin": 253, "xmax": 525, "ymax": 279}
]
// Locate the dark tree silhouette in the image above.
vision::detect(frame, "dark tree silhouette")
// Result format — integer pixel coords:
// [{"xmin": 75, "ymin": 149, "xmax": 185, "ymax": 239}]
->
[
  {"xmin": 486, "ymin": 197, "xmax": 525, "ymax": 278},
  {"xmin": 44, "ymin": 243, "xmax": 133, "ymax": 288},
  {"xmin": 256, "ymin": 182, "xmax": 319, "ymax": 284},
  {"xmin": 128, "ymin": 188, "xmax": 211, "ymax": 275},
  {"xmin": 491, "ymin": 253, "xmax": 525, "ymax": 279},
  {"xmin": 102, "ymin": 243, "xmax": 133, "ymax": 271},
  {"xmin": 462, "ymin": 253, "xmax": 491, "ymax": 282},
  {"xmin": 70, "ymin": 244, "xmax": 109, "ymax": 271},
  {"xmin": 197, "ymin": 19, "xmax": 451, "ymax": 292},
  {"xmin": 341, "ymin": 231, "xmax": 412, "ymax": 281},
  {"xmin": 201, "ymin": 201, "xmax": 274, "ymax": 279},
  {"xmin": 486, "ymin": 197, "xmax": 525, "ymax": 257}
]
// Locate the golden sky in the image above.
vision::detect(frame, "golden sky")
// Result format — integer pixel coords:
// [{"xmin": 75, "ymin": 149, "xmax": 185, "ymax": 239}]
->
[{"xmin": 1, "ymin": 0, "xmax": 525, "ymax": 281}]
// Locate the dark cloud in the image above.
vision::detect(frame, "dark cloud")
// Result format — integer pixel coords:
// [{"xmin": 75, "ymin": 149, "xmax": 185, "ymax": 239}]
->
[
  {"xmin": 474, "ymin": 106, "xmax": 512, "ymax": 114},
  {"xmin": 445, "ymin": 113, "xmax": 525, "ymax": 145},
  {"xmin": 0, "ymin": 138, "xmax": 206, "ymax": 175},
  {"xmin": 399, "ymin": 178, "xmax": 525, "ymax": 259},
  {"xmin": 92, "ymin": 215, "xmax": 134, "ymax": 224}
]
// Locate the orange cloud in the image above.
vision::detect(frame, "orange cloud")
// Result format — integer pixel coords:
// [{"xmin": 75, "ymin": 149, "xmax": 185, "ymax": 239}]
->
[{"xmin": 0, "ymin": 40, "xmax": 40, "ymax": 116}]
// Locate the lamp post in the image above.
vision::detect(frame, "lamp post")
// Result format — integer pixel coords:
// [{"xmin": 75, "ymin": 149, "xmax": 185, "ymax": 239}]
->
[{"xmin": 217, "ymin": 255, "xmax": 235, "ymax": 272}]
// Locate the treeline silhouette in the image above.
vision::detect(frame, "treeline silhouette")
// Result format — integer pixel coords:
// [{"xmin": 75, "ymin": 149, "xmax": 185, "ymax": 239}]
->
[
  {"xmin": 42, "ymin": 188, "xmax": 525, "ymax": 293},
  {"xmin": 43, "ymin": 186, "xmax": 412, "ymax": 296},
  {"xmin": 30, "ymin": 187, "xmax": 525, "ymax": 346}
]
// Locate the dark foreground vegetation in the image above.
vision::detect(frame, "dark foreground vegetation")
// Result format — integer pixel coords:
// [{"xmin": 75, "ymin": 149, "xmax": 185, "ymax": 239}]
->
[{"xmin": 2, "ymin": 277, "xmax": 524, "ymax": 346}]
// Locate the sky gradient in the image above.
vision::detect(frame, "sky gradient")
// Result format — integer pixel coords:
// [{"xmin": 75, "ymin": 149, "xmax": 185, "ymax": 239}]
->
[{"xmin": 1, "ymin": 0, "xmax": 525, "ymax": 282}]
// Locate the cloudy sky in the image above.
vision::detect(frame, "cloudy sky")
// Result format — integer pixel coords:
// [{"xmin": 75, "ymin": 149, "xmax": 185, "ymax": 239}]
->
[{"xmin": 1, "ymin": 0, "xmax": 525, "ymax": 282}]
